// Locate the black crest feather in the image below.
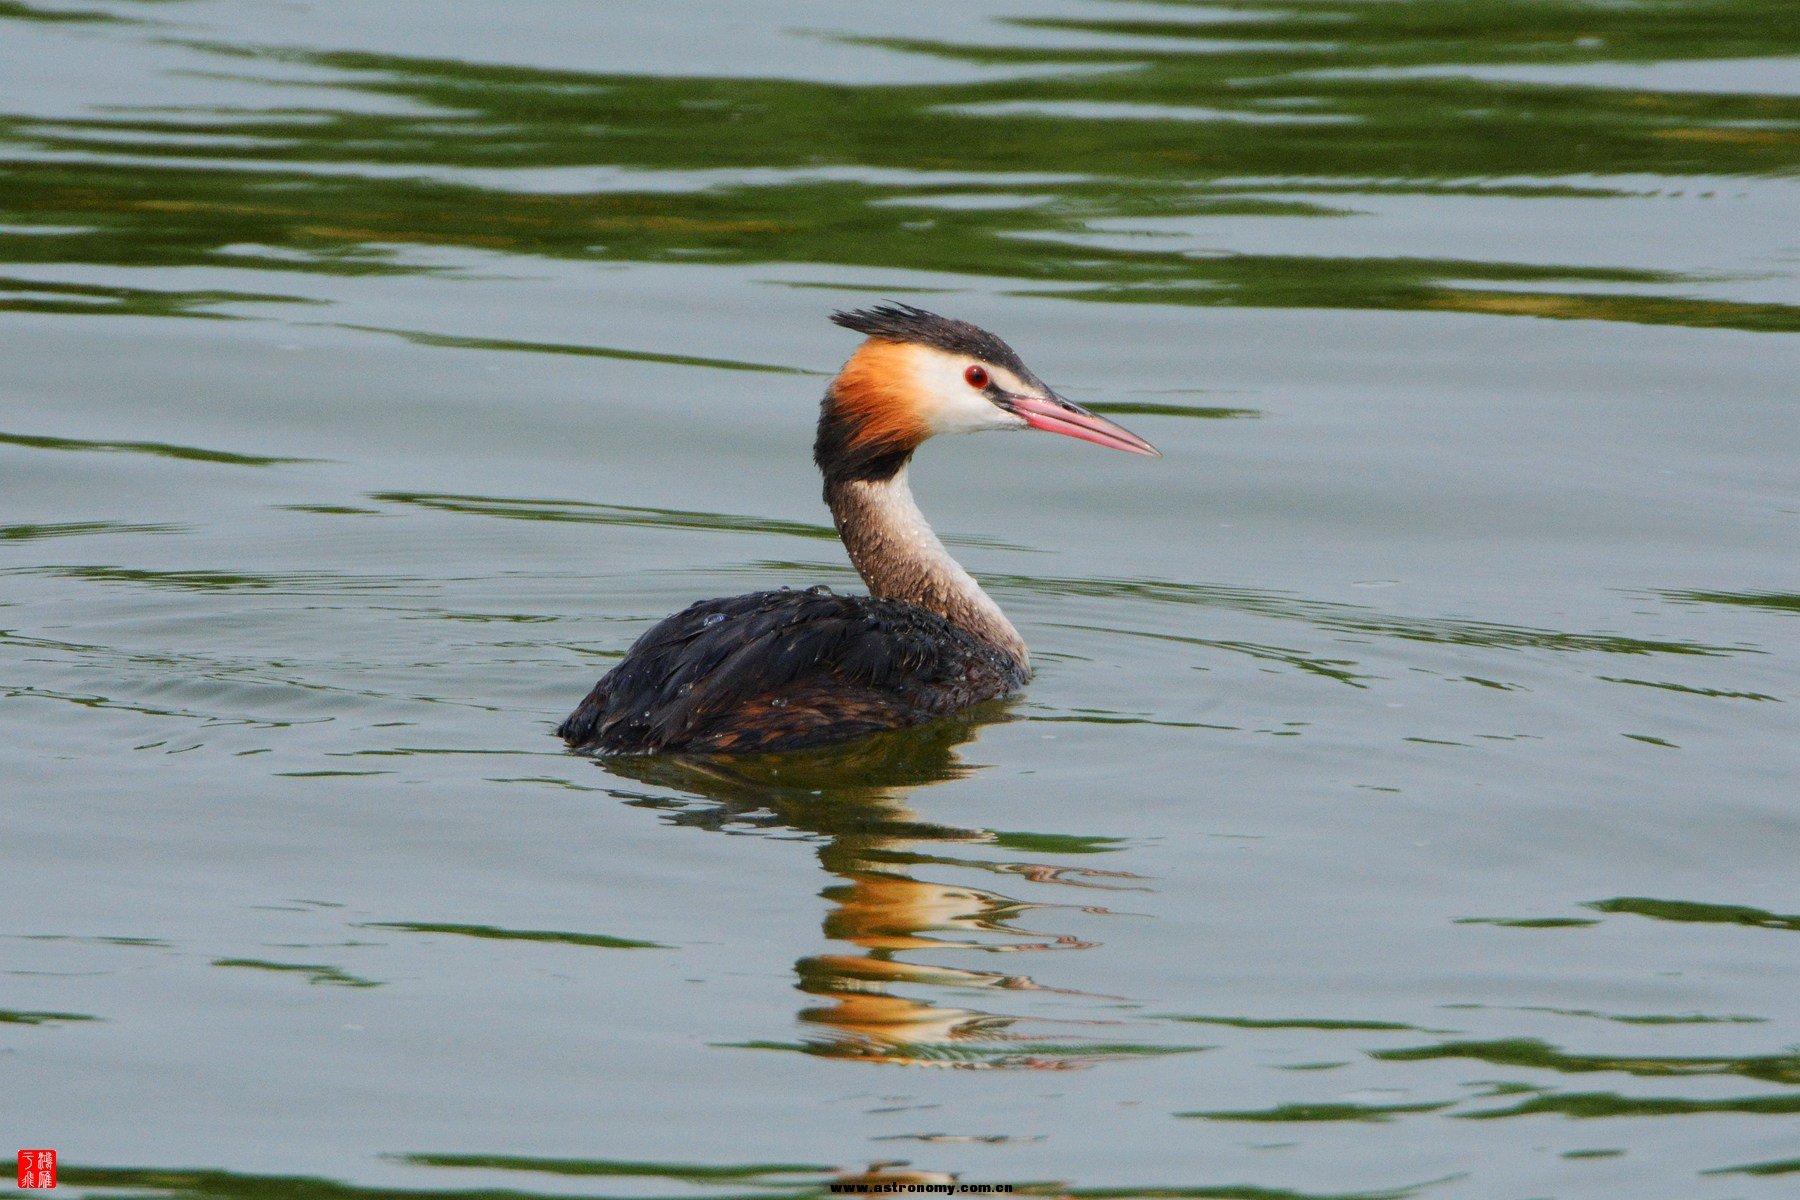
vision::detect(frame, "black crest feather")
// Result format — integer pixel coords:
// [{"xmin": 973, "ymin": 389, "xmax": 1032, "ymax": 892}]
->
[{"xmin": 830, "ymin": 304, "xmax": 1029, "ymax": 377}]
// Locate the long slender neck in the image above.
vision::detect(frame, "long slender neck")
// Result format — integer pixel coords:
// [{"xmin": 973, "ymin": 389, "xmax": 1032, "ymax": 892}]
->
[{"xmin": 824, "ymin": 467, "xmax": 1029, "ymax": 671}]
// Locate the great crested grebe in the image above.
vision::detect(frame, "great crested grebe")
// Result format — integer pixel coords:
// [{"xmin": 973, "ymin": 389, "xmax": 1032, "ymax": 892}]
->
[{"xmin": 558, "ymin": 305, "xmax": 1158, "ymax": 755}]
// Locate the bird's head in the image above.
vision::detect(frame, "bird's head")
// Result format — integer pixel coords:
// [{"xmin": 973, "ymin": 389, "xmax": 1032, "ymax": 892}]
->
[{"xmin": 815, "ymin": 305, "xmax": 1159, "ymax": 483}]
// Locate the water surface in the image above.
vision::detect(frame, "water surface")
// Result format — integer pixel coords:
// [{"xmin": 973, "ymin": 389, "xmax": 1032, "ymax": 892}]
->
[{"xmin": 2, "ymin": 2, "xmax": 1797, "ymax": 1198}]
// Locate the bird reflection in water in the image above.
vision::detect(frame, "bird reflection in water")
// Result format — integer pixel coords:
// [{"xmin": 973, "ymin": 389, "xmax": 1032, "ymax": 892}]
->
[{"xmin": 602, "ymin": 707, "xmax": 1147, "ymax": 1069}]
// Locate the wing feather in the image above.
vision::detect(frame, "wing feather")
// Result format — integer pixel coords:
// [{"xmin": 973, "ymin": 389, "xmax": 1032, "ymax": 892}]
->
[{"xmin": 557, "ymin": 588, "xmax": 1023, "ymax": 754}]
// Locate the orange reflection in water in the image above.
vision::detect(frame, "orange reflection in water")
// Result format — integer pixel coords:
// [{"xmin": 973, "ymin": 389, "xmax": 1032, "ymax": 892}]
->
[{"xmin": 605, "ymin": 709, "xmax": 1146, "ymax": 1069}]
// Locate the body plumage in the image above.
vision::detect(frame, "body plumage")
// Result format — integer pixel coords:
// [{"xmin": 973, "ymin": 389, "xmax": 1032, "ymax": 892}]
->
[{"xmin": 556, "ymin": 588, "xmax": 1026, "ymax": 754}]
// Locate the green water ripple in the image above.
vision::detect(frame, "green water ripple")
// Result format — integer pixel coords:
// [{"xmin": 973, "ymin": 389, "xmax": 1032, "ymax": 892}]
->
[
  {"xmin": 1585, "ymin": 896, "xmax": 1800, "ymax": 932},
  {"xmin": 210, "ymin": 958, "xmax": 381, "ymax": 988},
  {"xmin": 360, "ymin": 922, "xmax": 667, "ymax": 950},
  {"xmin": 1371, "ymin": 1037, "xmax": 1800, "ymax": 1086},
  {"xmin": 53, "ymin": 1162, "xmax": 1434, "ymax": 1200},
  {"xmin": 0, "ymin": 429, "xmax": 309, "ymax": 466},
  {"xmin": 4, "ymin": 0, "xmax": 1796, "ymax": 329},
  {"xmin": 0, "ymin": 1007, "xmax": 100, "ymax": 1024}
]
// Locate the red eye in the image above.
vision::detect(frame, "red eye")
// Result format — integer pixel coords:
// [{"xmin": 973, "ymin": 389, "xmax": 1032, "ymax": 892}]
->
[{"xmin": 964, "ymin": 365, "xmax": 989, "ymax": 389}]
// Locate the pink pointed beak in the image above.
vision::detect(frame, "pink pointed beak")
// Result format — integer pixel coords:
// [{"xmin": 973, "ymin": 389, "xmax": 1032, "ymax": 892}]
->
[{"xmin": 1006, "ymin": 393, "xmax": 1161, "ymax": 457}]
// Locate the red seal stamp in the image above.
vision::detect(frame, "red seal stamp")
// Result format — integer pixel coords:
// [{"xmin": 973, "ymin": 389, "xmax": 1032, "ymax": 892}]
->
[{"xmin": 16, "ymin": 1152, "xmax": 55, "ymax": 1189}]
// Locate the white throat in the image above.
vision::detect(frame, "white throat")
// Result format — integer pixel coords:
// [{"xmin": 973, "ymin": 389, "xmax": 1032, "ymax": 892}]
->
[{"xmin": 824, "ymin": 466, "xmax": 1029, "ymax": 671}]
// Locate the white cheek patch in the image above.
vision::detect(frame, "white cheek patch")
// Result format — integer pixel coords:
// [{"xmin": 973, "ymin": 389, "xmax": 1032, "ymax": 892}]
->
[
  {"xmin": 908, "ymin": 349, "xmax": 1030, "ymax": 435},
  {"xmin": 986, "ymin": 364, "xmax": 1031, "ymax": 395}
]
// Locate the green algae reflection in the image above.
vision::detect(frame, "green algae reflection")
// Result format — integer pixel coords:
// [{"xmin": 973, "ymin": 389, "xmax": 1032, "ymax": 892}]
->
[
  {"xmin": 1586, "ymin": 896, "xmax": 1800, "ymax": 932},
  {"xmin": 0, "ymin": 1007, "xmax": 99, "ymax": 1025},
  {"xmin": 3, "ymin": 0, "xmax": 1797, "ymax": 331},
  {"xmin": 362, "ymin": 922, "xmax": 666, "ymax": 950},
  {"xmin": 210, "ymin": 957, "xmax": 381, "ymax": 988},
  {"xmin": 1371, "ymin": 1036, "xmax": 1800, "ymax": 1085}
]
